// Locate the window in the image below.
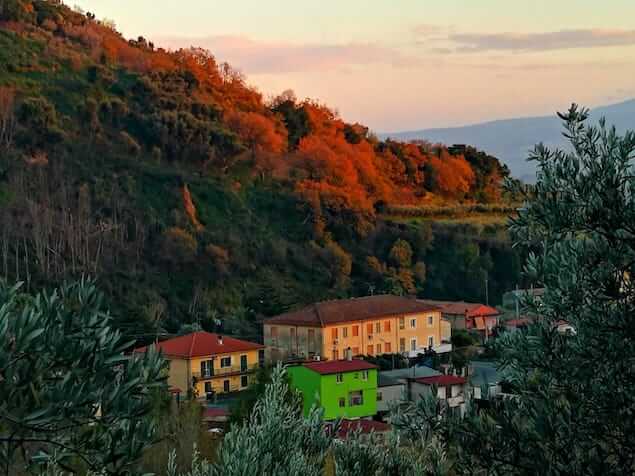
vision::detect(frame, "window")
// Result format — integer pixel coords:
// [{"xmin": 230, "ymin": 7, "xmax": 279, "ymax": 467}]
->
[
  {"xmin": 367, "ymin": 323, "xmax": 373, "ymax": 335},
  {"xmin": 410, "ymin": 318, "xmax": 417, "ymax": 329},
  {"xmin": 410, "ymin": 338, "xmax": 417, "ymax": 352},
  {"xmin": 240, "ymin": 375, "xmax": 248, "ymax": 388},
  {"xmin": 352, "ymin": 325, "xmax": 359, "ymax": 337},
  {"xmin": 308, "ymin": 329, "xmax": 315, "ymax": 352},
  {"xmin": 331, "ymin": 328, "xmax": 338, "ymax": 340},
  {"xmin": 349, "ymin": 390, "xmax": 364, "ymax": 406},
  {"xmin": 377, "ymin": 391, "xmax": 383, "ymax": 401},
  {"xmin": 399, "ymin": 338, "xmax": 406, "ymax": 353},
  {"xmin": 220, "ymin": 356, "xmax": 231, "ymax": 368},
  {"xmin": 375, "ymin": 322, "xmax": 381, "ymax": 333},
  {"xmin": 204, "ymin": 382, "xmax": 212, "ymax": 393},
  {"xmin": 342, "ymin": 327, "xmax": 348, "ymax": 338},
  {"xmin": 223, "ymin": 380, "xmax": 230, "ymax": 393},
  {"xmin": 200, "ymin": 360, "xmax": 213, "ymax": 378},
  {"xmin": 339, "ymin": 397, "xmax": 346, "ymax": 408},
  {"xmin": 399, "ymin": 317, "xmax": 405, "ymax": 330},
  {"xmin": 384, "ymin": 321, "xmax": 391, "ymax": 332},
  {"xmin": 270, "ymin": 326, "xmax": 278, "ymax": 337},
  {"xmin": 384, "ymin": 342, "xmax": 392, "ymax": 353},
  {"xmin": 428, "ymin": 336, "xmax": 434, "ymax": 348},
  {"xmin": 428, "ymin": 315, "xmax": 434, "ymax": 327},
  {"xmin": 352, "ymin": 347, "xmax": 360, "ymax": 355},
  {"xmin": 376, "ymin": 343, "xmax": 382, "ymax": 354},
  {"xmin": 361, "ymin": 370, "xmax": 368, "ymax": 380},
  {"xmin": 367, "ymin": 344, "xmax": 373, "ymax": 355},
  {"xmin": 332, "ymin": 349, "xmax": 338, "ymax": 361},
  {"xmin": 336, "ymin": 373, "xmax": 343, "ymax": 384}
]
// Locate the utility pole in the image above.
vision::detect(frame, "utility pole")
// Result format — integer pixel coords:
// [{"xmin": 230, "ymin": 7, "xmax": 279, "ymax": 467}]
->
[{"xmin": 485, "ymin": 273, "xmax": 489, "ymax": 306}]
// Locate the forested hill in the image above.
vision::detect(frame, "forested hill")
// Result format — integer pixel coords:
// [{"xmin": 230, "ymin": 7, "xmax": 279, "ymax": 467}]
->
[{"xmin": 0, "ymin": 0, "xmax": 523, "ymax": 341}]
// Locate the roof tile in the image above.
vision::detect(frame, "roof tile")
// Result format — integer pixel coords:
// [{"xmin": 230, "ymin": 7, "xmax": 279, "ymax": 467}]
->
[
  {"xmin": 302, "ymin": 359, "xmax": 377, "ymax": 375},
  {"xmin": 134, "ymin": 331, "xmax": 263, "ymax": 358},
  {"xmin": 266, "ymin": 295, "xmax": 441, "ymax": 327}
]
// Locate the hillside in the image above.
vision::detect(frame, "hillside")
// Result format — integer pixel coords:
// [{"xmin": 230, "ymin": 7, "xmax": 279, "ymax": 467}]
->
[
  {"xmin": 0, "ymin": 0, "xmax": 523, "ymax": 341},
  {"xmin": 385, "ymin": 99, "xmax": 635, "ymax": 182}
]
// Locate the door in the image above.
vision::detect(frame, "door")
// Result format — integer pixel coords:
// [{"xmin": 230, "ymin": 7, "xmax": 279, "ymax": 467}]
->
[
  {"xmin": 240, "ymin": 354, "xmax": 248, "ymax": 372},
  {"xmin": 223, "ymin": 379, "xmax": 230, "ymax": 393}
]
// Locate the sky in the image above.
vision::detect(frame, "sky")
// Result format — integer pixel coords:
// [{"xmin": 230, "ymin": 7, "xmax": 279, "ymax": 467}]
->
[{"xmin": 73, "ymin": 0, "xmax": 635, "ymax": 131}]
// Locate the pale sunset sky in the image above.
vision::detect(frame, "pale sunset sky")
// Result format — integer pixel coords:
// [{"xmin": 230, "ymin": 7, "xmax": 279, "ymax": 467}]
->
[{"xmin": 74, "ymin": 0, "xmax": 635, "ymax": 131}]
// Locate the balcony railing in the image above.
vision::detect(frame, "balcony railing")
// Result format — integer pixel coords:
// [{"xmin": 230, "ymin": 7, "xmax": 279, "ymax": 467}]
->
[{"xmin": 192, "ymin": 363, "xmax": 258, "ymax": 380}]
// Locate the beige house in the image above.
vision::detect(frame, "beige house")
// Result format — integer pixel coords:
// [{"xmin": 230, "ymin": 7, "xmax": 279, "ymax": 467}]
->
[{"xmin": 264, "ymin": 295, "xmax": 452, "ymax": 362}]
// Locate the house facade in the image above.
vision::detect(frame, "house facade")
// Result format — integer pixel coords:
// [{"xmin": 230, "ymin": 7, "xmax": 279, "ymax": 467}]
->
[
  {"xmin": 134, "ymin": 331, "xmax": 265, "ymax": 398},
  {"xmin": 287, "ymin": 359, "xmax": 378, "ymax": 420},
  {"xmin": 410, "ymin": 374, "xmax": 468, "ymax": 416},
  {"xmin": 377, "ymin": 373, "xmax": 406, "ymax": 415},
  {"xmin": 264, "ymin": 295, "xmax": 451, "ymax": 362},
  {"xmin": 419, "ymin": 299, "xmax": 500, "ymax": 342}
]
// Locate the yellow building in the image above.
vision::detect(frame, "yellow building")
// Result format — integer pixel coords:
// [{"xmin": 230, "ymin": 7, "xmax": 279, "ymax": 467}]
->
[
  {"xmin": 264, "ymin": 295, "xmax": 451, "ymax": 362},
  {"xmin": 135, "ymin": 331, "xmax": 265, "ymax": 397}
]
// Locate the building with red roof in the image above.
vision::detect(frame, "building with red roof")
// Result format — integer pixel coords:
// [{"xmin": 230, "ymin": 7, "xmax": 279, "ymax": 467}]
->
[
  {"xmin": 134, "ymin": 332, "xmax": 265, "ymax": 399},
  {"xmin": 264, "ymin": 295, "xmax": 452, "ymax": 362},
  {"xmin": 419, "ymin": 299, "xmax": 501, "ymax": 343},
  {"xmin": 287, "ymin": 358, "xmax": 379, "ymax": 421},
  {"xmin": 411, "ymin": 371, "xmax": 468, "ymax": 416},
  {"xmin": 325, "ymin": 419, "xmax": 391, "ymax": 440}
]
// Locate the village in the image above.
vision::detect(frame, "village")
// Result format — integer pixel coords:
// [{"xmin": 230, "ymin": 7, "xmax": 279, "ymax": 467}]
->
[{"xmin": 134, "ymin": 286, "xmax": 562, "ymax": 439}]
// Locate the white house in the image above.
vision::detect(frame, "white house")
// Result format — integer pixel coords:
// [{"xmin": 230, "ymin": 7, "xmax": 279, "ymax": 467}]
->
[
  {"xmin": 376, "ymin": 373, "xmax": 406, "ymax": 415},
  {"xmin": 410, "ymin": 374, "xmax": 468, "ymax": 417}
]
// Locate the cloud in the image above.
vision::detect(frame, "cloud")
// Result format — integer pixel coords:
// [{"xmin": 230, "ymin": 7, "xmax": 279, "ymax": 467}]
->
[
  {"xmin": 157, "ymin": 35, "xmax": 422, "ymax": 74},
  {"xmin": 449, "ymin": 29, "xmax": 635, "ymax": 52}
]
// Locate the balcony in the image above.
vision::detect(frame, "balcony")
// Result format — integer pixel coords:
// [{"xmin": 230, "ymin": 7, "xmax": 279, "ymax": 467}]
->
[{"xmin": 192, "ymin": 363, "xmax": 258, "ymax": 380}]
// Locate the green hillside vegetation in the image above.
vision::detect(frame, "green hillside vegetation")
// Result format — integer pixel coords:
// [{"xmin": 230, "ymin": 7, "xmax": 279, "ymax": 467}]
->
[{"xmin": 0, "ymin": 0, "xmax": 523, "ymax": 342}]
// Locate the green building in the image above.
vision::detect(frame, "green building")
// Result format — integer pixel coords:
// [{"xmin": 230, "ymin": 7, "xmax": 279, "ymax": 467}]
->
[{"xmin": 287, "ymin": 359, "xmax": 378, "ymax": 420}]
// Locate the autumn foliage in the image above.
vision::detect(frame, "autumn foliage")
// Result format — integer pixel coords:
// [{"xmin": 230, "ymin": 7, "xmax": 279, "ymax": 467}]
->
[{"xmin": 2, "ymin": 0, "xmax": 510, "ymax": 233}]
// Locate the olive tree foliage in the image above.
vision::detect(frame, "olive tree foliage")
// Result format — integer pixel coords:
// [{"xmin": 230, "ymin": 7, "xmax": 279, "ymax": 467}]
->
[
  {"xmin": 451, "ymin": 106, "xmax": 635, "ymax": 475},
  {"xmin": 0, "ymin": 279, "xmax": 167, "ymax": 475}
]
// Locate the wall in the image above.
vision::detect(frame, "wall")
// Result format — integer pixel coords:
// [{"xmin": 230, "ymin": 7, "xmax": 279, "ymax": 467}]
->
[
  {"xmin": 377, "ymin": 383, "xmax": 406, "ymax": 413},
  {"xmin": 263, "ymin": 323, "xmax": 323, "ymax": 361},
  {"xmin": 190, "ymin": 348, "xmax": 261, "ymax": 396},
  {"xmin": 321, "ymin": 311, "xmax": 444, "ymax": 359},
  {"xmin": 166, "ymin": 358, "xmax": 189, "ymax": 393},
  {"xmin": 287, "ymin": 365, "xmax": 322, "ymax": 416},
  {"xmin": 319, "ymin": 368, "xmax": 377, "ymax": 420}
]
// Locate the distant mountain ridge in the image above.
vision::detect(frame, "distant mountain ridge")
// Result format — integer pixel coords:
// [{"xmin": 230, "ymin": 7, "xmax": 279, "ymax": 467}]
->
[{"xmin": 384, "ymin": 99, "xmax": 635, "ymax": 183}]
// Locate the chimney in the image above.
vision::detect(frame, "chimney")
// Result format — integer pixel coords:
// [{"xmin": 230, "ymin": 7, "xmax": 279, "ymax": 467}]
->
[
  {"xmin": 218, "ymin": 335, "xmax": 223, "ymax": 345},
  {"xmin": 345, "ymin": 347, "xmax": 353, "ymax": 361}
]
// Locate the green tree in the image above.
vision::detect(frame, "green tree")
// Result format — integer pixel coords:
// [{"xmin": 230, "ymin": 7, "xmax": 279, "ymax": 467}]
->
[
  {"xmin": 453, "ymin": 106, "xmax": 635, "ymax": 474},
  {"xmin": 0, "ymin": 279, "xmax": 166, "ymax": 474},
  {"xmin": 388, "ymin": 239, "xmax": 413, "ymax": 268}
]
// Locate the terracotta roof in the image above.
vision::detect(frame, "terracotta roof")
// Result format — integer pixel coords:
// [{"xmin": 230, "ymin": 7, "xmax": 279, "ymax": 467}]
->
[
  {"xmin": 203, "ymin": 407, "xmax": 230, "ymax": 419},
  {"xmin": 266, "ymin": 295, "xmax": 441, "ymax": 327},
  {"xmin": 303, "ymin": 359, "xmax": 377, "ymax": 375},
  {"xmin": 134, "ymin": 331, "xmax": 264, "ymax": 358},
  {"xmin": 415, "ymin": 375, "xmax": 466, "ymax": 386},
  {"xmin": 326, "ymin": 419, "xmax": 390, "ymax": 439},
  {"xmin": 505, "ymin": 317, "xmax": 534, "ymax": 328},
  {"xmin": 419, "ymin": 300, "xmax": 500, "ymax": 318}
]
